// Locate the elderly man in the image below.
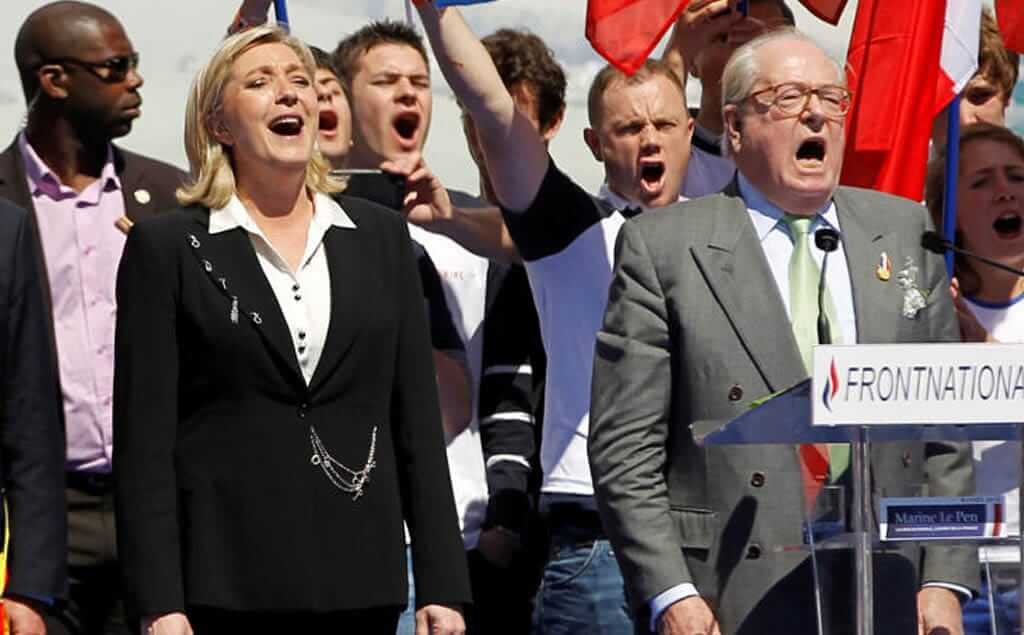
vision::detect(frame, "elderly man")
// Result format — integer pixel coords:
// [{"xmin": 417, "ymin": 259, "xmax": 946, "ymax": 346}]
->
[{"xmin": 589, "ymin": 30, "xmax": 977, "ymax": 635}]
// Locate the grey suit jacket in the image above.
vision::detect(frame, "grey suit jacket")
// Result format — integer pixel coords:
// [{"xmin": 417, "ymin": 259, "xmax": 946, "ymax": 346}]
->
[{"xmin": 589, "ymin": 184, "xmax": 978, "ymax": 634}]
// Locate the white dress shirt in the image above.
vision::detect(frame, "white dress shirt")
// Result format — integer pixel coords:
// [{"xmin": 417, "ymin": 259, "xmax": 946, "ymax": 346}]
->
[{"xmin": 208, "ymin": 192, "xmax": 356, "ymax": 385}]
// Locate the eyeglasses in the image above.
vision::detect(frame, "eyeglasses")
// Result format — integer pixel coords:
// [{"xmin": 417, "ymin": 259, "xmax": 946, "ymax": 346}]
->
[
  {"xmin": 746, "ymin": 82, "xmax": 852, "ymax": 118},
  {"xmin": 40, "ymin": 53, "xmax": 140, "ymax": 83}
]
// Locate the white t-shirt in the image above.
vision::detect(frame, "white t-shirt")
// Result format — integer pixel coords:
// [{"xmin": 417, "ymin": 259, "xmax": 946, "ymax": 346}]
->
[
  {"xmin": 505, "ymin": 164, "xmax": 680, "ymax": 497},
  {"xmin": 408, "ymin": 219, "xmax": 490, "ymax": 550},
  {"xmin": 966, "ymin": 294, "xmax": 1024, "ymax": 563}
]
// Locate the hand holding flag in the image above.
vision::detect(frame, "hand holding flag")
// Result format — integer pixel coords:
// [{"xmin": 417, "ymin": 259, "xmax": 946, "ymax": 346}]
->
[{"xmin": 229, "ymin": 0, "xmax": 272, "ymax": 35}]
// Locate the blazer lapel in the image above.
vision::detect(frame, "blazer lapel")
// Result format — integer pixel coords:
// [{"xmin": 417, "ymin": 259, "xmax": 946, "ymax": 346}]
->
[
  {"xmin": 0, "ymin": 139, "xmax": 34, "ymax": 212},
  {"xmin": 691, "ymin": 192, "xmax": 807, "ymax": 393},
  {"xmin": 188, "ymin": 211, "xmax": 306, "ymax": 391},
  {"xmin": 833, "ymin": 188, "xmax": 895, "ymax": 343},
  {"xmin": 114, "ymin": 146, "xmax": 161, "ymax": 223},
  {"xmin": 308, "ymin": 225, "xmax": 363, "ymax": 392}
]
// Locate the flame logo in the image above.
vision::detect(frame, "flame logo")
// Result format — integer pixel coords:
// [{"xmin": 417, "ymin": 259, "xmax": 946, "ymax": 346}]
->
[{"xmin": 822, "ymin": 358, "xmax": 840, "ymax": 412}]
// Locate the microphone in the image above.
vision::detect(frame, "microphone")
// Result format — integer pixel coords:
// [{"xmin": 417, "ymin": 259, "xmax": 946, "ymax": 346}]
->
[
  {"xmin": 921, "ymin": 231, "xmax": 1024, "ymax": 278},
  {"xmin": 815, "ymin": 228, "xmax": 840, "ymax": 345}
]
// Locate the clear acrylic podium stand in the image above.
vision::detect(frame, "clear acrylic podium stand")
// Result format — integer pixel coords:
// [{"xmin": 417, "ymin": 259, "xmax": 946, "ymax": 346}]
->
[{"xmin": 698, "ymin": 377, "xmax": 1021, "ymax": 635}]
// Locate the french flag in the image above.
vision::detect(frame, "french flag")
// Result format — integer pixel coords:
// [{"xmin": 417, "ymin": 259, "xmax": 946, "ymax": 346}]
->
[
  {"xmin": 935, "ymin": 0, "xmax": 982, "ymax": 113},
  {"xmin": 585, "ymin": 0, "xmax": 687, "ymax": 75},
  {"xmin": 996, "ymin": 0, "xmax": 1024, "ymax": 53},
  {"xmin": 840, "ymin": 0, "xmax": 981, "ymax": 201}
]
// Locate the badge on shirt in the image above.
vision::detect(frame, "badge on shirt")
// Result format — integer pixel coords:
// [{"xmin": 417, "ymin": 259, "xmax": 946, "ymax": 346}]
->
[{"xmin": 133, "ymin": 189, "xmax": 151, "ymax": 205}]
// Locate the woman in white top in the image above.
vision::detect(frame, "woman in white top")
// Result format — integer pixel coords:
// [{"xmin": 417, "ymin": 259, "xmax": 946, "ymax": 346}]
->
[{"xmin": 926, "ymin": 121, "xmax": 1024, "ymax": 634}]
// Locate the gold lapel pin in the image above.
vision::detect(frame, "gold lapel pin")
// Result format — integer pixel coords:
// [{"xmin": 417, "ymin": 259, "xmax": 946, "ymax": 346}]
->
[
  {"xmin": 114, "ymin": 216, "xmax": 134, "ymax": 235},
  {"xmin": 876, "ymin": 252, "xmax": 892, "ymax": 281},
  {"xmin": 133, "ymin": 188, "xmax": 151, "ymax": 205}
]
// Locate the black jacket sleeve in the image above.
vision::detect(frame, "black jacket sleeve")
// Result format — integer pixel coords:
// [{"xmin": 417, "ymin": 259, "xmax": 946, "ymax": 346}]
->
[
  {"xmin": 0, "ymin": 201, "xmax": 66, "ymax": 599},
  {"xmin": 392, "ymin": 221, "xmax": 472, "ymax": 608},
  {"xmin": 113, "ymin": 218, "xmax": 184, "ymax": 617}
]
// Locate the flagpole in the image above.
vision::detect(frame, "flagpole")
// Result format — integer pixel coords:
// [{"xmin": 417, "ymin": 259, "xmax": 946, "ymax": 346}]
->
[
  {"xmin": 941, "ymin": 94, "xmax": 961, "ymax": 277},
  {"xmin": 274, "ymin": 0, "xmax": 290, "ymax": 32}
]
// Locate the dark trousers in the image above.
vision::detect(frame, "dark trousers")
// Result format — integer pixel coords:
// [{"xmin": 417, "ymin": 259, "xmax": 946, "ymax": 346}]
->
[
  {"xmin": 188, "ymin": 606, "xmax": 402, "ymax": 634},
  {"xmin": 46, "ymin": 477, "xmax": 130, "ymax": 635}
]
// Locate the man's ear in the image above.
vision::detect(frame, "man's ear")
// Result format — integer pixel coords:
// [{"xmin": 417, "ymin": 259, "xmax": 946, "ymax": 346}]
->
[
  {"xmin": 541, "ymin": 105, "xmax": 566, "ymax": 143},
  {"xmin": 583, "ymin": 127, "xmax": 603, "ymax": 162},
  {"xmin": 723, "ymin": 104, "xmax": 742, "ymax": 155},
  {"xmin": 36, "ymin": 64, "xmax": 69, "ymax": 100}
]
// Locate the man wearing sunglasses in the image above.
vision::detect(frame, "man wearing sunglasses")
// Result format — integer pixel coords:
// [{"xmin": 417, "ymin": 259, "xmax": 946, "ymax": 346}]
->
[
  {"xmin": 589, "ymin": 29, "xmax": 976, "ymax": 634},
  {"xmin": 0, "ymin": 3, "xmax": 184, "ymax": 634}
]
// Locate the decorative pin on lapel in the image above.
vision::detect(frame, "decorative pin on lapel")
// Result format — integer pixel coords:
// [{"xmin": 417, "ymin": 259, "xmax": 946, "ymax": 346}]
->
[
  {"xmin": 876, "ymin": 252, "xmax": 892, "ymax": 281},
  {"xmin": 114, "ymin": 216, "xmax": 134, "ymax": 235},
  {"xmin": 897, "ymin": 257, "xmax": 927, "ymax": 319},
  {"xmin": 133, "ymin": 189, "xmax": 151, "ymax": 205}
]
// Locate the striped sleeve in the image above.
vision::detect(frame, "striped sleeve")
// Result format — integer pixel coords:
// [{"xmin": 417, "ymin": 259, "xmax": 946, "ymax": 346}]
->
[{"xmin": 478, "ymin": 263, "xmax": 545, "ymax": 533}]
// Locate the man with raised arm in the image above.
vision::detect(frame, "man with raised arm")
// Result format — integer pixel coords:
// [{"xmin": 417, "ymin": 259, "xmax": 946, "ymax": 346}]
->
[{"xmin": 415, "ymin": 4, "xmax": 693, "ymax": 631}]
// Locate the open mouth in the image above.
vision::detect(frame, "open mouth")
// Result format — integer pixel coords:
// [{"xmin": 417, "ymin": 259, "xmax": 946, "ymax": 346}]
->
[
  {"xmin": 639, "ymin": 161, "xmax": 666, "ymax": 192},
  {"xmin": 796, "ymin": 139, "xmax": 826, "ymax": 165},
  {"xmin": 993, "ymin": 212, "xmax": 1023, "ymax": 239},
  {"xmin": 269, "ymin": 115, "xmax": 304, "ymax": 137},
  {"xmin": 393, "ymin": 112, "xmax": 420, "ymax": 144},
  {"xmin": 319, "ymin": 109, "xmax": 339, "ymax": 134}
]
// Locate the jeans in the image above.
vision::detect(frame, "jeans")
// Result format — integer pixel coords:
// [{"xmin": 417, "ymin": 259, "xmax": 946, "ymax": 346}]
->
[
  {"xmin": 532, "ymin": 539, "xmax": 633, "ymax": 634},
  {"xmin": 397, "ymin": 546, "xmax": 417, "ymax": 635},
  {"xmin": 964, "ymin": 575, "xmax": 1021, "ymax": 635}
]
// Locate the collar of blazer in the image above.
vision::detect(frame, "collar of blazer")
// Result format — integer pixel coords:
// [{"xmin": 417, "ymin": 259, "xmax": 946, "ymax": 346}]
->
[
  {"xmin": 183, "ymin": 204, "xmax": 365, "ymax": 395},
  {"xmin": 0, "ymin": 135, "xmax": 167, "ymax": 223},
  {"xmin": 691, "ymin": 182, "xmax": 894, "ymax": 393}
]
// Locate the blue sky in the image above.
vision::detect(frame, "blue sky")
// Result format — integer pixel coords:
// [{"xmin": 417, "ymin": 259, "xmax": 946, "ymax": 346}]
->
[{"xmin": 0, "ymin": 0, "xmax": 1020, "ymax": 195}]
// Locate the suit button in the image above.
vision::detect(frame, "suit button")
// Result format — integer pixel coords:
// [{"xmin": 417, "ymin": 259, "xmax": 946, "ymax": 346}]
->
[
  {"xmin": 750, "ymin": 472, "xmax": 765, "ymax": 487},
  {"xmin": 728, "ymin": 384, "xmax": 743, "ymax": 402},
  {"xmin": 746, "ymin": 543, "xmax": 762, "ymax": 559},
  {"xmin": 298, "ymin": 403, "xmax": 310, "ymax": 418}
]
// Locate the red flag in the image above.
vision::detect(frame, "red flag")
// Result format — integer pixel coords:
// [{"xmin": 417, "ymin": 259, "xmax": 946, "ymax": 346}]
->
[
  {"xmin": 796, "ymin": 0, "xmax": 849, "ymax": 25},
  {"xmin": 996, "ymin": 0, "xmax": 1024, "ymax": 53},
  {"xmin": 586, "ymin": 0, "xmax": 687, "ymax": 75},
  {"xmin": 840, "ymin": 1, "xmax": 947, "ymax": 200}
]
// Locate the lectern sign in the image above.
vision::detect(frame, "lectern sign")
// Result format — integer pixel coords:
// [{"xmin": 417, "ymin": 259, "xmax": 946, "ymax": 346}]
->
[{"xmin": 811, "ymin": 343, "xmax": 1024, "ymax": 425}]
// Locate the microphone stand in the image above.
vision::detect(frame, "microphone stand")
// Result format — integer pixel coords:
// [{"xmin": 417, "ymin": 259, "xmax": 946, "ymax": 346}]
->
[{"xmin": 921, "ymin": 231, "xmax": 1024, "ymax": 278}]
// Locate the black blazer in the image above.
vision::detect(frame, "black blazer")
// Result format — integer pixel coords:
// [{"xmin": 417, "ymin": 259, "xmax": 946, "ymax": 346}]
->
[
  {"xmin": 112, "ymin": 195, "xmax": 471, "ymax": 618},
  {"xmin": 0, "ymin": 198, "xmax": 66, "ymax": 599}
]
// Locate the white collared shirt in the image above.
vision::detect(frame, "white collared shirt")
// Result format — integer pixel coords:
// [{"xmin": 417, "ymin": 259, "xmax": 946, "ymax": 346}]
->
[
  {"xmin": 208, "ymin": 192, "xmax": 356, "ymax": 384},
  {"xmin": 737, "ymin": 173, "xmax": 858, "ymax": 344}
]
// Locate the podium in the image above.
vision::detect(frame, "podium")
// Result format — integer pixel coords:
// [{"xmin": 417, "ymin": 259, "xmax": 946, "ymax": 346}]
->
[{"xmin": 699, "ymin": 343, "xmax": 1024, "ymax": 635}]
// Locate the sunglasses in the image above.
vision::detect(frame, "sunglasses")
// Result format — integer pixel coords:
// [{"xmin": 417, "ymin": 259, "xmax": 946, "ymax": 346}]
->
[{"xmin": 40, "ymin": 52, "xmax": 140, "ymax": 83}]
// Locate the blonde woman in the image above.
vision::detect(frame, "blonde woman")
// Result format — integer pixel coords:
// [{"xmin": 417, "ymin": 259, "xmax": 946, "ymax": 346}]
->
[
  {"xmin": 112, "ymin": 27, "xmax": 469, "ymax": 634},
  {"xmin": 927, "ymin": 122, "xmax": 1024, "ymax": 635}
]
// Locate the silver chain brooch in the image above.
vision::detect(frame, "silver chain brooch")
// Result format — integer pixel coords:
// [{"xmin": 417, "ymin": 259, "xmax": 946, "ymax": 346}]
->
[{"xmin": 310, "ymin": 425, "xmax": 378, "ymax": 501}]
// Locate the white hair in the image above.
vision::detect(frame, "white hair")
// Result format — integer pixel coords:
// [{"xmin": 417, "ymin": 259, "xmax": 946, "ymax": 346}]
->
[{"xmin": 719, "ymin": 29, "xmax": 845, "ymax": 157}]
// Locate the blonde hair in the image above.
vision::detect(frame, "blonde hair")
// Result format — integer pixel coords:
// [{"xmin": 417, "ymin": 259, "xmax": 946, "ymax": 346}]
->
[{"xmin": 177, "ymin": 26, "xmax": 344, "ymax": 208}]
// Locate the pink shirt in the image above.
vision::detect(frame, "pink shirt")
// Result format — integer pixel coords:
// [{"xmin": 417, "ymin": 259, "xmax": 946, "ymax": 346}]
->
[{"xmin": 19, "ymin": 132, "xmax": 126, "ymax": 473}]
